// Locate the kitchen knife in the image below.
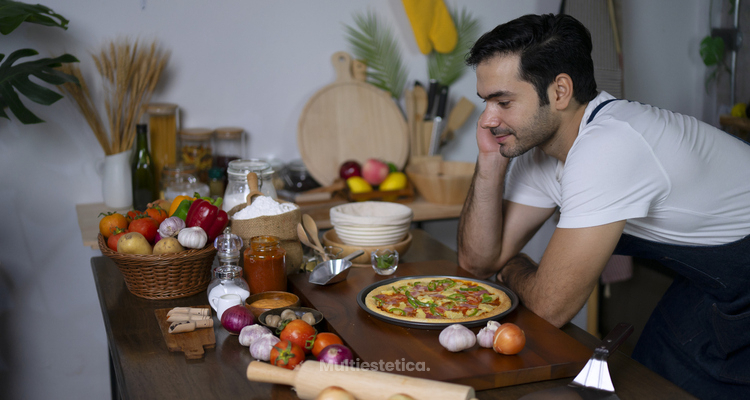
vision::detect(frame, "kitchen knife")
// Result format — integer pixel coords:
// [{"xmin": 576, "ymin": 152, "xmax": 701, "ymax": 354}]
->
[
  {"xmin": 424, "ymin": 79, "xmax": 439, "ymax": 120},
  {"xmin": 428, "ymin": 85, "xmax": 449, "ymax": 156}
]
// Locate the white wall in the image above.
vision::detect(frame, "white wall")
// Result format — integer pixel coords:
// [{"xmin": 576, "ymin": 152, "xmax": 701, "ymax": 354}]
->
[{"xmin": 0, "ymin": 1, "xmax": 708, "ymax": 399}]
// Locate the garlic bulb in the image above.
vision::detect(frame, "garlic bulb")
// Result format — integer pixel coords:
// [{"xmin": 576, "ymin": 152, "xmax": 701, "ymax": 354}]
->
[
  {"xmin": 439, "ymin": 324, "xmax": 476, "ymax": 352},
  {"xmin": 239, "ymin": 324, "xmax": 272, "ymax": 347},
  {"xmin": 177, "ymin": 226, "xmax": 207, "ymax": 249},
  {"xmin": 477, "ymin": 321, "xmax": 502, "ymax": 348},
  {"xmin": 250, "ymin": 333, "xmax": 280, "ymax": 361},
  {"xmin": 158, "ymin": 216, "xmax": 185, "ymax": 238}
]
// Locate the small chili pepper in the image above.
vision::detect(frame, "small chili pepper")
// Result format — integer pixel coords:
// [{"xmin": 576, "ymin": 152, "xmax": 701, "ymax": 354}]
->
[
  {"xmin": 459, "ymin": 286, "xmax": 485, "ymax": 292},
  {"xmin": 481, "ymin": 294, "xmax": 494, "ymax": 303},
  {"xmin": 389, "ymin": 308, "xmax": 405, "ymax": 315},
  {"xmin": 466, "ymin": 309, "xmax": 480, "ymax": 317}
]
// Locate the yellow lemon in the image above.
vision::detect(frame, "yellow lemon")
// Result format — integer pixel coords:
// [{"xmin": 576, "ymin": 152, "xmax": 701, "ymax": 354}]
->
[
  {"xmin": 346, "ymin": 176, "xmax": 372, "ymax": 193},
  {"xmin": 379, "ymin": 172, "xmax": 408, "ymax": 191},
  {"xmin": 731, "ymin": 102, "xmax": 747, "ymax": 118}
]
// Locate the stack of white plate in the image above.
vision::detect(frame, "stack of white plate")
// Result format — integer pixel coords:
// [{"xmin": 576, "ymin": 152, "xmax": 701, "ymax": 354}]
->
[{"xmin": 330, "ymin": 201, "xmax": 413, "ymax": 246}]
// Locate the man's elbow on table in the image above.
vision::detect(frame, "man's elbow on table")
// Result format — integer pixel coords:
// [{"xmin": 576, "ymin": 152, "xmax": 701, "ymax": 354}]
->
[{"xmin": 457, "ymin": 253, "xmax": 499, "ymax": 280}]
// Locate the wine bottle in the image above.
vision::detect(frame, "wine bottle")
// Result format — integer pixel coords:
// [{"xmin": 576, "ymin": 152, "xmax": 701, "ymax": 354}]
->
[{"xmin": 132, "ymin": 124, "xmax": 157, "ymax": 210}]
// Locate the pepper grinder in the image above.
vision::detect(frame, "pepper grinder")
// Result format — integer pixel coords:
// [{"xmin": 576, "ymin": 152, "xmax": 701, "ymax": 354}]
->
[{"xmin": 213, "ymin": 227, "xmax": 243, "ymax": 267}]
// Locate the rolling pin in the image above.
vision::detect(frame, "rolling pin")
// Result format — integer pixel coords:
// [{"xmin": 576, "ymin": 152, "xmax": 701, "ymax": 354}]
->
[{"xmin": 246, "ymin": 361, "xmax": 476, "ymax": 400}]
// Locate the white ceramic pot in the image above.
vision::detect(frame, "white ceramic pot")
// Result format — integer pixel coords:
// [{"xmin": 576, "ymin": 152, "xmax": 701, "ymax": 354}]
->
[{"xmin": 102, "ymin": 150, "xmax": 133, "ymax": 208}]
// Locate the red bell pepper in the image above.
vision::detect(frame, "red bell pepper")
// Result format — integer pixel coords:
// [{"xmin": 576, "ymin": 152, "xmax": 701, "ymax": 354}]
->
[{"xmin": 185, "ymin": 194, "xmax": 229, "ymax": 242}]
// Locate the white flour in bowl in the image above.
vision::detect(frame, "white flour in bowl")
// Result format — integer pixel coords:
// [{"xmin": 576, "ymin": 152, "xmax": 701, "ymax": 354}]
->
[{"xmin": 232, "ymin": 196, "xmax": 297, "ymax": 220}]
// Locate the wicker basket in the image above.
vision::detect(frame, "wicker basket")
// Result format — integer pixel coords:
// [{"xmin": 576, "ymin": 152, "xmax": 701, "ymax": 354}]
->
[{"xmin": 98, "ymin": 234, "xmax": 217, "ymax": 300}]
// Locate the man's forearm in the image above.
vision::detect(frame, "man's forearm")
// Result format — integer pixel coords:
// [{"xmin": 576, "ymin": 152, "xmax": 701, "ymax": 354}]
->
[{"xmin": 457, "ymin": 155, "xmax": 508, "ymax": 278}]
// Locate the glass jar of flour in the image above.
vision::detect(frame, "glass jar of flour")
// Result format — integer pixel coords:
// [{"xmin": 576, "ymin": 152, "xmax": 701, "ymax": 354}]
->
[{"xmin": 223, "ymin": 159, "xmax": 277, "ymax": 212}]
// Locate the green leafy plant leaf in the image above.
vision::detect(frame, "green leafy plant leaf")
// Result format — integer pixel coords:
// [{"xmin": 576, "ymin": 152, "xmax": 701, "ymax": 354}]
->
[
  {"xmin": 344, "ymin": 10, "xmax": 408, "ymax": 100},
  {"xmin": 699, "ymin": 36, "xmax": 725, "ymax": 66},
  {"xmin": 0, "ymin": 49, "xmax": 79, "ymax": 123},
  {"xmin": 427, "ymin": 8, "xmax": 480, "ymax": 87},
  {"xmin": 0, "ymin": 0, "xmax": 69, "ymax": 35}
]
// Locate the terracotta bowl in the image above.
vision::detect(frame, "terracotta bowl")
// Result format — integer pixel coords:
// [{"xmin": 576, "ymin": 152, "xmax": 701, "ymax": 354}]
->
[
  {"xmin": 245, "ymin": 291, "xmax": 300, "ymax": 319},
  {"xmin": 322, "ymin": 229, "xmax": 412, "ymax": 267}
]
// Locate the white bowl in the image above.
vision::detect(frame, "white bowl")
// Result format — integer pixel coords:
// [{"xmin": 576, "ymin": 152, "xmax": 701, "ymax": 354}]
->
[
  {"xmin": 334, "ymin": 225, "xmax": 410, "ymax": 237},
  {"xmin": 335, "ymin": 229, "xmax": 408, "ymax": 246},
  {"xmin": 330, "ymin": 201, "xmax": 413, "ymax": 226}
]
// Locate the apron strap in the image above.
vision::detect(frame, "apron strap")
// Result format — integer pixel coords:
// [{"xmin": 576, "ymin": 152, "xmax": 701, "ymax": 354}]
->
[{"xmin": 586, "ymin": 98, "xmax": 619, "ymax": 124}]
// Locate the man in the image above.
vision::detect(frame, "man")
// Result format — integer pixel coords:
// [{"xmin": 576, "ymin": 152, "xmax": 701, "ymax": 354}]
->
[{"xmin": 457, "ymin": 13, "xmax": 750, "ymax": 399}]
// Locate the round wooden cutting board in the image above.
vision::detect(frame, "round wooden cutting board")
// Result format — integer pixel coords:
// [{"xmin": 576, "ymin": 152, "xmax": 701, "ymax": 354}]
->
[{"xmin": 297, "ymin": 51, "xmax": 409, "ymax": 186}]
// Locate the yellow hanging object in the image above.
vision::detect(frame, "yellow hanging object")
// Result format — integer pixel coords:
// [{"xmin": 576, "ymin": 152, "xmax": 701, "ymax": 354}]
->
[
  {"xmin": 402, "ymin": 0, "xmax": 458, "ymax": 55},
  {"xmin": 429, "ymin": 0, "xmax": 457, "ymax": 53}
]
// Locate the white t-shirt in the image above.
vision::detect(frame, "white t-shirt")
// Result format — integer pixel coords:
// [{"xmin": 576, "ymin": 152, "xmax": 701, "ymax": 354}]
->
[{"xmin": 504, "ymin": 91, "xmax": 750, "ymax": 245}]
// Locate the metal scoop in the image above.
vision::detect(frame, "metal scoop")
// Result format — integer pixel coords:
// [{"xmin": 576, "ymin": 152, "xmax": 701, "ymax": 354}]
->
[
  {"xmin": 308, "ymin": 250, "xmax": 364, "ymax": 286},
  {"xmin": 520, "ymin": 322, "xmax": 634, "ymax": 400}
]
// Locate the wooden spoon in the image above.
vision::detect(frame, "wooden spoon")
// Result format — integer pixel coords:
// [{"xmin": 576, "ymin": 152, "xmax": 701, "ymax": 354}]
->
[
  {"xmin": 245, "ymin": 172, "xmax": 264, "ymax": 204},
  {"xmin": 302, "ymin": 214, "xmax": 324, "ymax": 252},
  {"xmin": 297, "ymin": 223, "xmax": 326, "ymax": 258}
]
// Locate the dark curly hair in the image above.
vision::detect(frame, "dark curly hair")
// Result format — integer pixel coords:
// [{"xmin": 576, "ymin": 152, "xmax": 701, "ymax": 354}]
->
[{"xmin": 466, "ymin": 13, "xmax": 597, "ymax": 106}]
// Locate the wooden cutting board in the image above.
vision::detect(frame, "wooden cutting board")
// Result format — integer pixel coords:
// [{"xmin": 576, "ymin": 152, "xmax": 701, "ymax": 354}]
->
[
  {"xmin": 297, "ymin": 51, "xmax": 409, "ymax": 186},
  {"xmin": 288, "ymin": 261, "xmax": 591, "ymax": 391},
  {"xmin": 154, "ymin": 307, "xmax": 216, "ymax": 360}
]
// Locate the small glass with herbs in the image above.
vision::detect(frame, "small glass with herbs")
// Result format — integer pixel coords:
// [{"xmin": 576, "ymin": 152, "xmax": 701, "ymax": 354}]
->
[{"xmin": 371, "ymin": 249, "xmax": 399, "ymax": 275}]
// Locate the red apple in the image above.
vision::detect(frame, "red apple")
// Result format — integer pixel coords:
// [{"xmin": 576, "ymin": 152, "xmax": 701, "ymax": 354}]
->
[
  {"xmin": 339, "ymin": 160, "xmax": 362, "ymax": 180},
  {"xmin": 362, "ymin": 158, "xmax": 390, "ymax": 185}
]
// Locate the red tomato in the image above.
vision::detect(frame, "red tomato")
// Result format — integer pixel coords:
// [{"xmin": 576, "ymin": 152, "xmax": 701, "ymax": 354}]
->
[
  {"xmin": 312, "ymin": 332, "xmax": 344, "ymax": 358},
  {"xmin": 107, "ymin": 228, "xmax": 128, "ymax": 251},
  {"xmin": 280, "ymin": 319, "xmax": 317, "ymax": 354},
  {"xmin": 270, "ymin": 339, "xmax": 306, "ymax": 370},
  {"xmin": 145, "ymin": 205, "xmax": 168, "ymax": 225},
  {"xmin": 98, "ymin": 212, "xmax": 128, "ymax": 238},
  {"xmin": 128, "ymin": 216, "xmax": 158, "ymax": 243},
  {"xmin": 126, "ymin": 210, "xmax": 145, "ymax": 223},
  {"xmin": 492, "ymin": 323, "xmax": 526, "ymax": 355}
]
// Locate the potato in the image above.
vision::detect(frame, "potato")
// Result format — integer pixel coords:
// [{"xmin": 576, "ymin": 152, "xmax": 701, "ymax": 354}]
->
[
  {"xmin": 117, "ymin": 232, "xmax": 153, "ymax": 255},
  {"xmin": 153, "ymin": 237, "xmax": 185, "ymax": 255}
]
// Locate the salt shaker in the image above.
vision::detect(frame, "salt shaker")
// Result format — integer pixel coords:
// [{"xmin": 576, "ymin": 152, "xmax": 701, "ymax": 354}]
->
[{"xmin": 207, "ymin": 229, "xmax": 249, "ymax": 311}]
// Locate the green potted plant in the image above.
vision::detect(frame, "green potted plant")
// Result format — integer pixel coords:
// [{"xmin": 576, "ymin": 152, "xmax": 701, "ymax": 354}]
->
[{"xmin": 0, "ymin": 0, "xmax": 79, "ymax": 124}]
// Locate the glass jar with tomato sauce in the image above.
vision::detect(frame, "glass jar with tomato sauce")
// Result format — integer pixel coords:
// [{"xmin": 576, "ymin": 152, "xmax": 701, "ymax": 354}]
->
[{"xmin": 243, "ymin": 235, "xmax": 287, "ymax": 294}]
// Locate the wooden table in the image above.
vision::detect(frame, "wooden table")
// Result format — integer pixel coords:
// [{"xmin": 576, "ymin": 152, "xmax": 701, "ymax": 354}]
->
[
  {"xmin": 77, "ymin": 197, "xmax": 462, "ymax": 249},
  {"xmin": 92, "ymin": 229, "xmax": 693, "ymax": 399}
]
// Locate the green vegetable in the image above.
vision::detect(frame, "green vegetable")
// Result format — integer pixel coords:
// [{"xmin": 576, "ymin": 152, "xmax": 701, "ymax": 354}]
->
[
  {"xmin": 375, "ymin": 253, "xmax": 396, "ymax": 270},
  {"xmin": 446, "ymin": 293, "xmax": 466, "ymax": 301},
  {"xmin": 389, "ymin": 308, "xmax": 405, "ymax": 315},
  {"xmin": 466, "ymin": 309, "xmax": 479, "ymax": 317},
  {"xmin": 459, "ymin": 286, "xmax": 485, "ymax": 292},
  {"xmin": 171, "ymin": 199, "xmax": 193, "ymax": 220},
  {"xmin": 481, "ymin": 294, "xmax": 494, "ymax": 303}
]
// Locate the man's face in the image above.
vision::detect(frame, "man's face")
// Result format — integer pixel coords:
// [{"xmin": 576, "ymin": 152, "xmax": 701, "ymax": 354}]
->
[{"xmin": 476, "ymin": 54, "xmax": 560, "ymax": 158}]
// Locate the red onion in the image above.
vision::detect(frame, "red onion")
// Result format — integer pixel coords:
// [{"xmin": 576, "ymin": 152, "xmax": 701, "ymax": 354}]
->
[
  {"xmin": 221, "ymin": 305, "xmax": 255, "ymax": 334},
  {"xmin": 316, "ymin": 344, "xmax": 354, "ymax": 365}
]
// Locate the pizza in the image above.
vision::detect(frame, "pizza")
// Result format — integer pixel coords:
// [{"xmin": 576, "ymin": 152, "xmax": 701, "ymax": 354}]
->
[{"xmin": 364, "ymin": 277, "xmax": 512, "ymax": 324}]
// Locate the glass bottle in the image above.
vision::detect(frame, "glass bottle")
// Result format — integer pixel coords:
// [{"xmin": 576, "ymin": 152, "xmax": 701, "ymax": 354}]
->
[
  {"xmin": 179, "ymin": 128, "xmax": 214, "ymax": 183},
  {"xmin": 282, "ymin": 159, "xmax": 320, "ymax": 192},
  {"xmin": 223, "ymin": 158, "xmax": 277, "ymax": 212},
  {"xmin": 208, "ymin": 167, "xmax": 226, "ymax": 199},
  {"xmin": 146, "ymin": 103, "xmax": 178, "ymax": 190},
  {"xmin": 160, "ymin": 162, "xmax": 197, "ymax": 200},
  {"xmin": 243, "ymin": 235, "xmax": 287, "ymax": 294},
  {"xmin": 213, "ymin": 127, "xmax": 244, "ymax": 170},
  {"xmin": 131, "ymin": 124, "xmax": 156, "ymax": 210}
]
